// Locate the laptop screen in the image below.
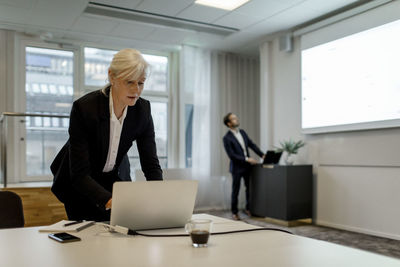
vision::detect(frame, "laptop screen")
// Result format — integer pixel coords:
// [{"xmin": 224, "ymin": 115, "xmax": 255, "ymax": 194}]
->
[
  {"xmin": 263, "ymin": 150, "xmax": 282, "ymax": 164},
  {"xmin": 110, "ymin": 180, "xmax": 198, "ymax": 230}
]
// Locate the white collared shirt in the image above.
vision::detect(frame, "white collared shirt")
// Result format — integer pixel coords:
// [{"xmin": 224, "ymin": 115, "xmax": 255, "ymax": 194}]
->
[
  {"xmin": 102, "ymin": 88, "xmax": 128, "ymax": 172},
  {"xmin": 230, "ymin": 128, "xmax": 248, "ymax": 158}
]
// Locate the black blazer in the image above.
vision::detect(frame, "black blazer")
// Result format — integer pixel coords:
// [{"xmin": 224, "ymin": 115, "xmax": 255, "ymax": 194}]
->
[
  {"xmin": 223, "ymin": 129, "xmax": 264, "ymax": 174},
  {"xmin": 50, "ymin": 87, "xmax": 163, "ymax": 208}
]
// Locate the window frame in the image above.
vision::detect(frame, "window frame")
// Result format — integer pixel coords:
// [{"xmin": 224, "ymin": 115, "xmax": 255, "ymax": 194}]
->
[
  {"xmin": 81, "ymin": 45, "xmax": 170, "ymax": 98},
  {"xmin": 81, "ymin": 45, "xmax": 171, "ymax": 175},
  {"xmin": 12, "ymin": 39, "xmax": 172, "ymax": 183},
  {"xmin": 16, "ymin": 39, "xmax": 79, "ymax": 182}
]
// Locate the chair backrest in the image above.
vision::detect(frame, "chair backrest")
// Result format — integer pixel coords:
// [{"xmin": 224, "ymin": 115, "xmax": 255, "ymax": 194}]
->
[{"xmin": 0, "ymin": 191, "xmax": 25, "ymax": 228}]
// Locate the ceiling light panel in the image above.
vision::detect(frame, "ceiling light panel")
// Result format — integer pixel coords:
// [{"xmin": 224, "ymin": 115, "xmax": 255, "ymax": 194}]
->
[{"xmin": 194, "ymin": 0, "xmax": 250, "ymax": 11}]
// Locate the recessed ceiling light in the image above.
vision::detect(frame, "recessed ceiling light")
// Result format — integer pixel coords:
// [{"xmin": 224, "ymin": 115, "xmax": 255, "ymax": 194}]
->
[{"xmin": 194, "ymin": 0, "xmax": 250, "ymax": 11}]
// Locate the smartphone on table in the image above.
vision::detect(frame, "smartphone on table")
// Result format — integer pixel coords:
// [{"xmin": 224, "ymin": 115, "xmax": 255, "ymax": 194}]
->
[{"xmin": 48, "ymin": 232, "xmax": 81, "ymax": 243}]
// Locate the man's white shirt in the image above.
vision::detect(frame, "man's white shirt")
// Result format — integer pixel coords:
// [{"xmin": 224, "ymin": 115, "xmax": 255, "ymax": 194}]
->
[{"xmin": 230, "ymin": 128, "xmax": 248, "ymax": 159}]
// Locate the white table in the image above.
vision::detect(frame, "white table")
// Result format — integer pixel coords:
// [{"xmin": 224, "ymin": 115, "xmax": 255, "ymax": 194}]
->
[{"xmin": 1, "ymin": 214, "xmax": 400, "ymax": 267}]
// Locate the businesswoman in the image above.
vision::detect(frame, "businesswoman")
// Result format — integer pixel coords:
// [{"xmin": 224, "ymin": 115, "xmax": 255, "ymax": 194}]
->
[{"xmin": 51, "ymin": 48, "xmax": 163, "ymax": 221}]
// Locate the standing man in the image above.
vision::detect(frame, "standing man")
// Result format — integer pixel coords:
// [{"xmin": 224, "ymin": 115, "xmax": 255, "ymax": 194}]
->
[{"xmin": 223, "ymin": 113, "xmax": 264, "ymax": 220}]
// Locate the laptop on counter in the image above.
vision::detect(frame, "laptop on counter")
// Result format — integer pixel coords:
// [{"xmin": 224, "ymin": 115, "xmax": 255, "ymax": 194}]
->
[
  {"xmin": 110, "ymin": 180, "xmax": 198, "ymax": 231},
  {"xmin": 263, "ymin": 150, "xmax": 282, "ymax": 165}
]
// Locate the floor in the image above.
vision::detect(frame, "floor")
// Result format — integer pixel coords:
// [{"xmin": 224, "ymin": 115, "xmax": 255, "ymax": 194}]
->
[{"xmin": 202, "ymin": 210, "xmax": 400, "ymax": 260}]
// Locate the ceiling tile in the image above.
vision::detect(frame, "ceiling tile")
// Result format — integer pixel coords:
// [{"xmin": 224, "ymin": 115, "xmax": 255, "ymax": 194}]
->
[
  {"xmin": 300, "ymin": 0, "xmax": 360, "ymax": 14},
  {"xmin": 0, "ymin": 5, "xmax": 32, "ymax": 24},
  {"xmin": 90, "ymin": 0, "xmax": 143, "ymax": 9},
  {"xmin": 235, "ymin": 0, "xmax": 304, "ymax": 19},
  {"xmin": 34, "ymin": 0, "xmax": 87, "ymax": 13},
  {"xmin": 146, "ymin": 27, "xmax": 193, "ymax": 44},
  {"xmin": 0, "ymin": 0, "xmax": 370, "ymax": 54},
  {"xmin": 0, "ymin": 0, "xmax": 35, "ymax": 9},
  {"xmin": 28, "ymin": 0, "xmax": 87, "ymax": 29},
  {"xmin": 246, "ymin": 2, "xmax": 323, "ymax": 33},
  {"xmin": 109, "ymin": 21, "xmax": 156, "ymax": 39},
  {"xmin": 135, "ymin": 0, "xmax": 193, "ymax": 16},
  {"xmin": 209, "ymin": 0, "xmax": 360, "ymax": 53},
  {"xmin": 70, "ymin": 15, "xmax": 119, "ymax": 35},
  {"xmin": 176, "ymin": 4, "xmax": 229, "ymax": 23},
  {"xmin": 213, "ymin": 11, "xmax": 264, "ymax": 30}
]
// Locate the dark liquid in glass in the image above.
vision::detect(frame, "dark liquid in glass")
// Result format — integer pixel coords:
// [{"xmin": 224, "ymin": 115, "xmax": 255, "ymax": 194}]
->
[{"xmin": 190, "ymin": 230, "xmax": 210, "ymax": 244}]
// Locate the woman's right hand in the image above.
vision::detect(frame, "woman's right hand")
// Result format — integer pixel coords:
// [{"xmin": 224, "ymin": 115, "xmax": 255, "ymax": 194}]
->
[{"xmin": 105, "ymin": 198, "xmax": 112, "ymax": 210}]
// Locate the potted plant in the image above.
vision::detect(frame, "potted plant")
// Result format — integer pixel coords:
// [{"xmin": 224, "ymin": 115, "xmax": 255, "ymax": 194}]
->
[{"xmin": 276, "ymin": 139, "xmax": 305, "ymax": 165}]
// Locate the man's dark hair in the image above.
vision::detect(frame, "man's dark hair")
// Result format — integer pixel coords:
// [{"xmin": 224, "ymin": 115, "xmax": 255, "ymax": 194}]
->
[{"xmin": 223, "ymin": 112, "xmax": 233, "ymax": 127}]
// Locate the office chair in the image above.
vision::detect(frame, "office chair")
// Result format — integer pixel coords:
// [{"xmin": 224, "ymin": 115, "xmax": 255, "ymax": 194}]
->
[{"xmin": 0, "ymin": 191, "xmax": 25, "ymax": 228}]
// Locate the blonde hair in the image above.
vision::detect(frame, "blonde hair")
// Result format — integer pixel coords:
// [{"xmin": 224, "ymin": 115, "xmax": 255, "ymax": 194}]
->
[{"xmin": 108, "ymin": 48, "xmax": 149, "ymax": 82}]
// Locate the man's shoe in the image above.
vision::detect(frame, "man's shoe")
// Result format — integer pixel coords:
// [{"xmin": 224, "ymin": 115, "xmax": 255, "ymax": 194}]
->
[
  {"xmin": 244, "ymin": 210, "xmax": 252, "ymax": 217},
  {"xmin": 232, "ymin": 213, "xmax": 241, "ymax": 221}
]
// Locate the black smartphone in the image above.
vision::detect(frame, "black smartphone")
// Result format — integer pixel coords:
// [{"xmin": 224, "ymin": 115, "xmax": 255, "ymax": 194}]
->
[{"xmin": 48, "ymin": 232, "xmax": 81, "ymax": 243}]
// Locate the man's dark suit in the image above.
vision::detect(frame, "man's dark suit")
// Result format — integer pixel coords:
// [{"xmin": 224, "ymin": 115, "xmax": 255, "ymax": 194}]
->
[
  {"xmin": 223, "ymin": 129, "xmax": 263, "ymax": 214},
  {"xmin": 50, "ymin": 86, "xmax": 162, "ymax": 221}
]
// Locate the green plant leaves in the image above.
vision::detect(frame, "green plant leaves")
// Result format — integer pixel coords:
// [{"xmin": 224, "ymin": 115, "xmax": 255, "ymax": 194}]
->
[{"xmin": 275, "ymin": 139, "xmax": 305, "ymax": 155}]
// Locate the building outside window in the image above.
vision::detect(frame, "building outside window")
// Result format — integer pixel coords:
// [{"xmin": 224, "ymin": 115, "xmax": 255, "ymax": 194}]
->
[
  {"xmin": 19, "ymin": 46, "xmax": 169, "ymax": 182},
  {"xmin": 24, "ymin": 47, "xmax": 73, "ymax": 179},
  {"xmin": 84, "ymin": 47, "xmax": 169, "ymax": 177}
]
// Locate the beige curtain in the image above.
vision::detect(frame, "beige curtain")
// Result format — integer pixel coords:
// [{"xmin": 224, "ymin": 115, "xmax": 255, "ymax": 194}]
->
[{"xmin": 179, "ymin": 47, "xmax": 260, "ymax": 210}]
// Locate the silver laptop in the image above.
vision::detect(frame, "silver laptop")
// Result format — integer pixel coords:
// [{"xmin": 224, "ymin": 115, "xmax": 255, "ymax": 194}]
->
[{"xmin": 110, "ymin": 180, "xmax": 198, "ymax": 230}]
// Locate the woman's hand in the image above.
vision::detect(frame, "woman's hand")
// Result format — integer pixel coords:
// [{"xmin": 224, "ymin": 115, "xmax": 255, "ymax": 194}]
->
[{"xmin": 105, "ymin": 198, "xmax": 112, "ymax": 210}]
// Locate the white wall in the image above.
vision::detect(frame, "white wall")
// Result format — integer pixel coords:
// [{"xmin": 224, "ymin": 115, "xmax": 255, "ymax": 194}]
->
[{"xmin": 260, "ymin": 0, "xmax": 400, "ymax": 240}]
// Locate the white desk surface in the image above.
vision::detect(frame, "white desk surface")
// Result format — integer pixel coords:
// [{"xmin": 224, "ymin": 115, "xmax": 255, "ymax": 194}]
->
[{"xmin": 1, "ymin": 214, "xmax": 399, "ymax": 267}]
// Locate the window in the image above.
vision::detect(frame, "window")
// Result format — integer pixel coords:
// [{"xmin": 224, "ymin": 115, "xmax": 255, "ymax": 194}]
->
[
  {"xmin": 142, "ymin": 54, "xmax": 168, "ymax": 92},
  {"xmin": 24, "ymin": 47, "xmax": 73, "ymax": 179},
  {"xmin": 13, "ymin": 45, "xmax": 170, "ymax": 183},
  {"xmin": 83, "ymin": 47, "xmax": 170, "ymax": 178},
  {"xmin": 127, "ymin": 101, "xmax": 168, "ymax": 173},
  {"xmin": 49, "ymin": 84, "xmax": 57, "ymax": 94},
  {"xmin": 84, "ymin": 47, "xmax": 116, "ymax": 88},
  {"xmin": 83, "ymin": 47, "xmax": 169, "ymax": 92}
]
